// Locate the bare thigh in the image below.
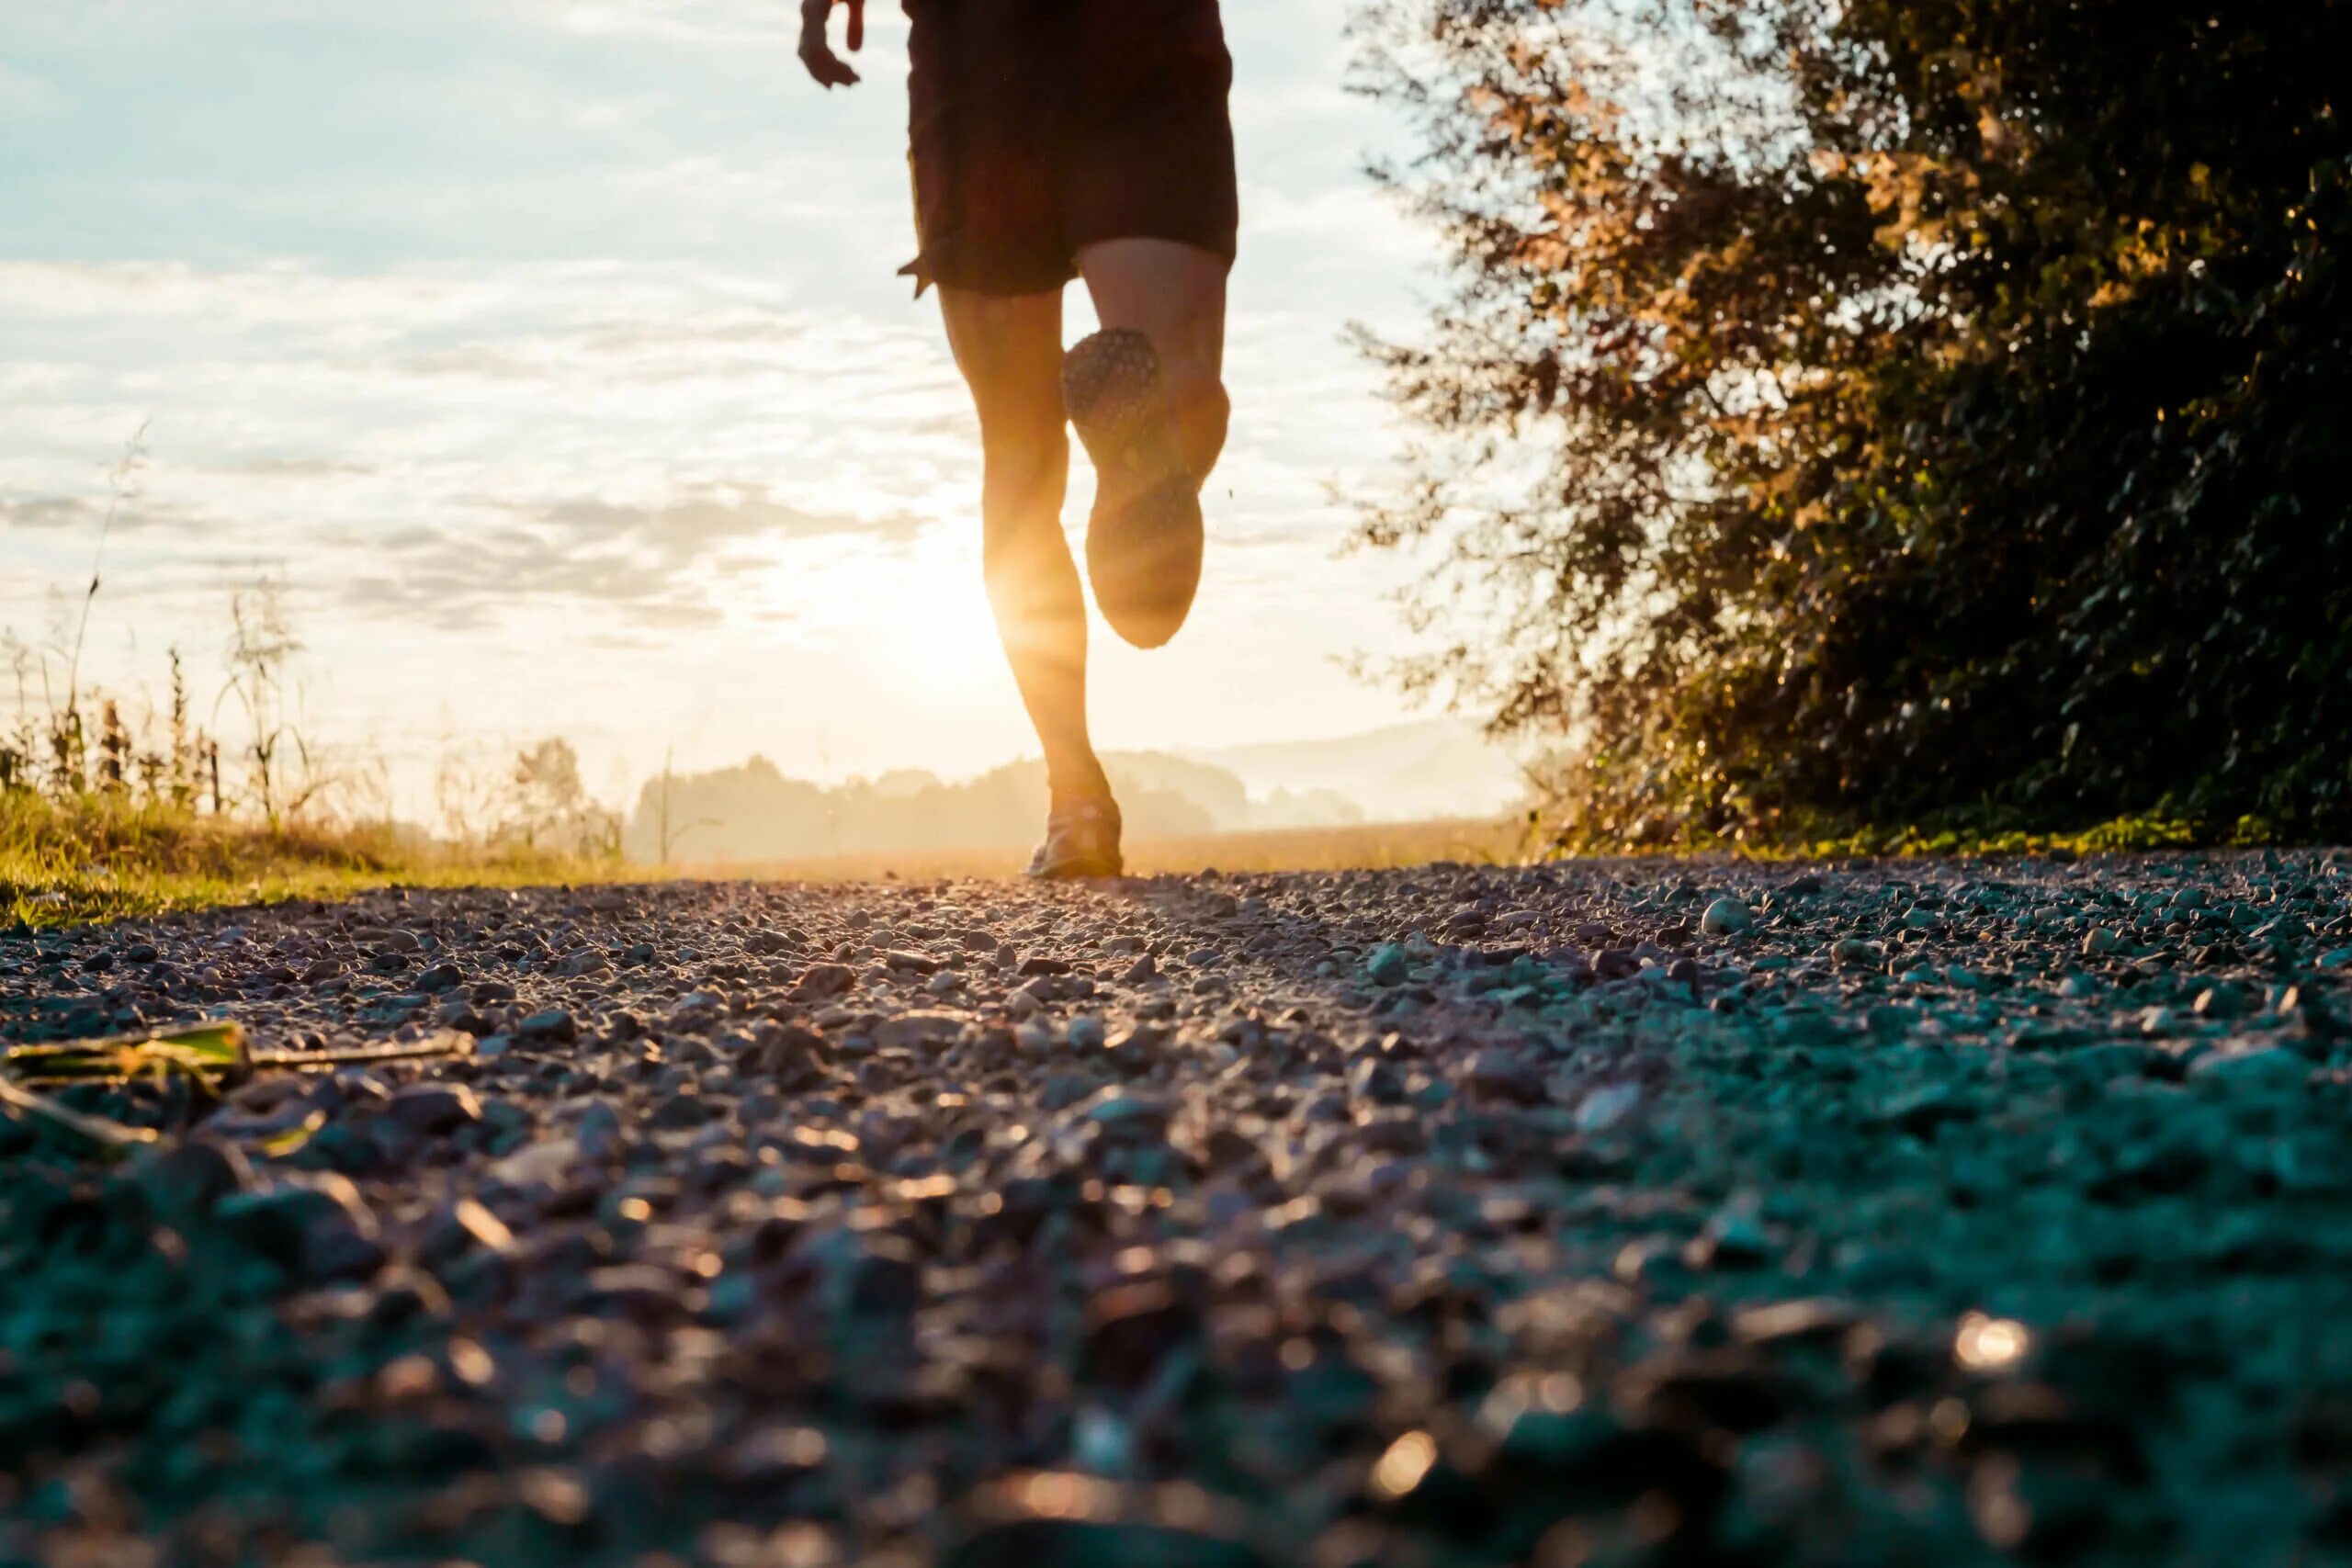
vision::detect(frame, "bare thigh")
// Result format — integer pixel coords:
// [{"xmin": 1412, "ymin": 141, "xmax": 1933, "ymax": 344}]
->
[
  {"xmin": 936, "ymin": 288, "xmax": 1068, "ymax": 464},
  {"xmin": 1075, "ymin": 239, "xmax": 1230, "ymax": 482},
  {"xmin": 1076, "ymin": 238, "xmax": 1228, "ymax": 383}
]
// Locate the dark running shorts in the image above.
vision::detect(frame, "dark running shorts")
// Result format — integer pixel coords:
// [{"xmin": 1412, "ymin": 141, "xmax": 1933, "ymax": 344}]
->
[{"xmin": 900, "ymin": 0, "xmax": 1239, "ymax": 297}]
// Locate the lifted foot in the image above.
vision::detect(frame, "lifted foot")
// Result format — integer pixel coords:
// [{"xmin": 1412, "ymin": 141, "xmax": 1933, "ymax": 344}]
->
[{"xmin": 1062, "ymin": 329, "xmax": 1204, "ymax": 650}]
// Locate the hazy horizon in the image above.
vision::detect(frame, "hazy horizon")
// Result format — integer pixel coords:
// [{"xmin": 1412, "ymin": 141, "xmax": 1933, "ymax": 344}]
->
[{"xmin": 605, "ymin": 717, "xmax": 1530, "ymax": 865}]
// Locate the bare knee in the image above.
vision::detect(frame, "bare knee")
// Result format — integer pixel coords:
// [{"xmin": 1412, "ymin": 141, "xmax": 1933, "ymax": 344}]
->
[{"xmin": 980, "ymin": 427, "xmax": 1069, "ymax": 536}]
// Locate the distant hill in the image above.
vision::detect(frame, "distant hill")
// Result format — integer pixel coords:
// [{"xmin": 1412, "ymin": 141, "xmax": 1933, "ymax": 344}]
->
[
  {"xmin": 625, "ymin": 751, "xmax": 1327, "ymax": 865},
  {"xmin": 1176, "ymin": 719, "xmax": 1526, "ymax": 824},
  {"xmin": 625, "ymin": 721, "xmax": 1517, "ymax": 865}
]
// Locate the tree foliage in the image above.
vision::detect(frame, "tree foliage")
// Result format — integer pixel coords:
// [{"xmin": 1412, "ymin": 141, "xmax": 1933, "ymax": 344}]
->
[{"xmin": 1355, "ymin": 0, "xmax": 2352, "ymax": 839}]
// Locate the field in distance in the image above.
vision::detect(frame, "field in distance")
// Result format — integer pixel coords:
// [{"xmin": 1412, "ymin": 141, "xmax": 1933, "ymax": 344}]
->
[{"xmin": 673, "ymin": 816, "xmax": 1532, "ymax": 884}]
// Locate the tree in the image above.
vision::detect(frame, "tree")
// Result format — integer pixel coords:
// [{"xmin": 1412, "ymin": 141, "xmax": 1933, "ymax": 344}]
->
[
  {"xmin": 504, "ymin": 738, "xmax": 620, "ymax": 859},
  {"xmin": 1353, "ymin": 0, "xmax": 2352, "ymax": 840}
]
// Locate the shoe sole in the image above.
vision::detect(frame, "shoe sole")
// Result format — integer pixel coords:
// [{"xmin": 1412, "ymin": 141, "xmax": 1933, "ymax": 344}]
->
[
  {"xmin": 1062, "ymin": 329, "xmax": 1204, "ymax": 650},
  {"xmin": 1023, "ymin": 852, "xmax": 1125, "ymax": 882}
]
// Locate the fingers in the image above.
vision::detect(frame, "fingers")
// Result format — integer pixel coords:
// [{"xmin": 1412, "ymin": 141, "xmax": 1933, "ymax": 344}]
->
[
  {"xmin": 847, "ymin": 0, "xmax": 865, "ymax": 52},
  {"xmin": 797, "ymin": 0, "xmax": 862, "ymax": 87}
]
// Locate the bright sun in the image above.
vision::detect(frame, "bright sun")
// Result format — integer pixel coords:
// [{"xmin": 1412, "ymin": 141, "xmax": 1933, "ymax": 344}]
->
[{"xmin": 811, "ymin": 546, "xmax": 1002, "ymax": 692}]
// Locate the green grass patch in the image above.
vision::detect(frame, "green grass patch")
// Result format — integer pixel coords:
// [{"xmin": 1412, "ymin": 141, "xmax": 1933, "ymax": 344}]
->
[
  {"xmin": 1544, "ymin": 805, "xmax": 2291, "ymax": 863},
  {"xmin": 0, "ymin": 794, "xmax": 613, "ymax": 929}
]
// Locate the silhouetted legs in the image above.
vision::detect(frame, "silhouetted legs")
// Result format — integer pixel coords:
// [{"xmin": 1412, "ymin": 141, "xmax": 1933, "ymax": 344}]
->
[
  {"xmin": 937, "ymin": 286, "xmax": 1112, "ymax": 805},
  {"xmin": 938, "ymin": 242, "xmax": 1227, "ymax": 801}
]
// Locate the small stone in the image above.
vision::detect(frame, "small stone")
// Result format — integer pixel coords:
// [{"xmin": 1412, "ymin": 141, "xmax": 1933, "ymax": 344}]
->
[
  {"xmin": 1084, "ymin": 1280, "xmax": 1202, "ymax": 1389},
  {"xmin": 490, "ymin": 1137, "xmax": 579, "ymax": 1188},
  {"xmin": 874, "ymin": 1011, "xmax": 967, "ymax": 1049},
  {"xmin": 1688, "ymin": 1209, "xmax": 1771, "ymax": 1269},
  {"xmin": 1348, "ymin": 1056, "xmax": 1406, "ymax": 1104},
  {"xmin": 435, "ymin": 999, "xmax": 491, "ymax": 1034},
  {"xmin": 576, "ymin": 1100, "xmax": 625, "ymax": 1161},
  {"xmin": 793, "ymin": 962, "xmax": 857, "ymax": 999},
  {"xmin": 220, "ymin": 1173, "xmax": 385, "ymax": 1284},
  {"xmin": 1365, "ymin": 944, "xmax": 1411, "ymax": 986},
  {"xmin": 2189, "ymin": 1046, "xmax": 2308, "ymax": 1087},
  {"xmin": 132, "ymin": 1137, "xmax": 255, "ymax": 1218},
  {"xmin": 423, "ymin": 1197, "xmax": 515, "ymax": 1261},
  {"xmin": 1042, "ymin": 1073, "xmax": 1099, "ymax": 1111},
  {"xmin": 650, "ymin": 1092, "xmax": 712, "ymax": 1130},
  {"xmin": 1068, "ymin": 1015, "xmax": 1108, "ymax": 1051},
  {"xmin": 1873, "ymin": 1081, "xmax": 1976, "ymax": 1134},
  {"xmin": 519, "ymin": 1009, "xmax": 578, "ymax": 1043},
  {"xmin": 1734, "ymin": 1297, "xmax": 1860, "ymax": 1349},
  {"xmin": 1573, "ymin": 1083, "xmax": 1642, "ymax": 1133},
  {"xmin": 389, "ymin": 1082, "xmax": 483, "ymax": 1135},
  {"xmin": 1594, "ymin": 947, "xmax": 1643, "ymax": 981},
  {"xmin": 1465, "ymin": 1050, "xmax": 1544, "ymax": 1105},
  {"xmin": 1082, "ymin": 1091, "xmax": 1170, "ymax": 1135},
  {"xmin": 1701, "ymin": 897, "xmax": 1754, "ymax": 936},
  {"xmin": 2192, "ymin": 983, "xmax": 2250, "ymax": 1020},
  {"xmin": 944, "ymin": 1478, "xmax": 1272, "ymax": 1568}
]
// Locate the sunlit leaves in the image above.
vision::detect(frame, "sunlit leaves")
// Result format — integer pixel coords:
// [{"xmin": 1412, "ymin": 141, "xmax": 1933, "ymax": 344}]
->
[{"xmin": 1355, "ymin": 0, "xmax": 2352, "ymax": 839}]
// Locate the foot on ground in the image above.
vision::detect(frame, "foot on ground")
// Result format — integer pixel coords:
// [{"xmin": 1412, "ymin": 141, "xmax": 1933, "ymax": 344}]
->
[{"xmin": 1023, "ymin": 795, "xmax": 1124, "ymax": 880}]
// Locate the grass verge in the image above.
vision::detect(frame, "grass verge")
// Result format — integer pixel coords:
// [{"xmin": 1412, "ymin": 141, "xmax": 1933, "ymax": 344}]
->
[
  {"xmin": 1, "ymin": 795, "xmax": 609, "ymax": 930},
  {"xmin": 1547, "ymin": 806, "xmax": 2296, "ymax": 862}
]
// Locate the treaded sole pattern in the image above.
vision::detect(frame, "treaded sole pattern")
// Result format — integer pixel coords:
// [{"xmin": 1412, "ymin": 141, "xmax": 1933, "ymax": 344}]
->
[{"xmin": 1062, "ymin": 329, "xmax": 1204, "ymax": 650}]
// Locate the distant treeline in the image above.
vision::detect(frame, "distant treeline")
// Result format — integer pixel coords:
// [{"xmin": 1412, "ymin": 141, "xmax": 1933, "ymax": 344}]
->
[{"xmin": 624, "ymin": 753, "xmax": 1363, "ymax": 864}]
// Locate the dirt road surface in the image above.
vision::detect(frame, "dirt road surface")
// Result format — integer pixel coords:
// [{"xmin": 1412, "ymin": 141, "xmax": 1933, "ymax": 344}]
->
[{"xmin": 6, "ymin": 853, "xmax": 2351, "ymax": 1564}]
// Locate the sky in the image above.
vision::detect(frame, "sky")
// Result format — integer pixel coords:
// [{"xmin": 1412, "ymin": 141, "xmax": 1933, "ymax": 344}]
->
[{"xmin": 0, "ymin": 0, "xmax": 1459, "ymax": 818}]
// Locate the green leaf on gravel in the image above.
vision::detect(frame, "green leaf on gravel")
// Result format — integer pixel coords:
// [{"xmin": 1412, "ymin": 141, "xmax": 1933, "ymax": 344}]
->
[{"xmin": 5, "ymin": 1020, "xmax": 251, "ymax": 1089}]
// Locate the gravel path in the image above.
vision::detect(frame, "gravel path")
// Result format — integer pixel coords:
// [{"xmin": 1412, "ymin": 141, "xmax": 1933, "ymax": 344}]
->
[{"xmin": 5, "ymin": 853, "xmax": 2352, "ymax": 1565}]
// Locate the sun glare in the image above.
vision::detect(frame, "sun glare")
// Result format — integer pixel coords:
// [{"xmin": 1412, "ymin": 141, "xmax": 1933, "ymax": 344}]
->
[{"xmin": 808, "ymin": 546, "xmax": 1001, "ymax": 691}]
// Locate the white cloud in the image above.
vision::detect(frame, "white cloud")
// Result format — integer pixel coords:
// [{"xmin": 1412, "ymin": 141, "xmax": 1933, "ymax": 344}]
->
[
  {"xmin": 0, "ymin": 0, "xmax": 1463, "ymax": 805},
  {"xmin": 511, "ymin": 0, "xmax": 911, "ymax": 53},
  {"xmin": 0, "ymin": 61, "xmax": 62, "ymax": 115}
]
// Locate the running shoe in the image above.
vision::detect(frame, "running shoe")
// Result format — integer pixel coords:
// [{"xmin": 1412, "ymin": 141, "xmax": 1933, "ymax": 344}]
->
[
  {"xmin": 1024, "ymin": 795, "xmax": 1125, "ymax": 880},
  {"xmin": 1062, "ymin": 328, "xmax": 1204, "ymax": 649}
]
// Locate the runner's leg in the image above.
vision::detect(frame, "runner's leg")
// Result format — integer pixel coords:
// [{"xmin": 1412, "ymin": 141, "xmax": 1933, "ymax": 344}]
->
[
  {"xmin": 1064, "ymin": 238, "xmax": 1231, "ymax": 649},
  {"xmin": 1077, "ymin": 236, "xmax": 1232, "ymax": 487},
  {"xmin": 936, "ymin": 285, "xmax": 1112, "ymax": 807}
]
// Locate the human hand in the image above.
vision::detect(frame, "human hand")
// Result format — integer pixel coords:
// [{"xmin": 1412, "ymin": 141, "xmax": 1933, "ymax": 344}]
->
[{"xmin": 798, "ymin": 0, "xmax": 865, "ymax": 88}]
